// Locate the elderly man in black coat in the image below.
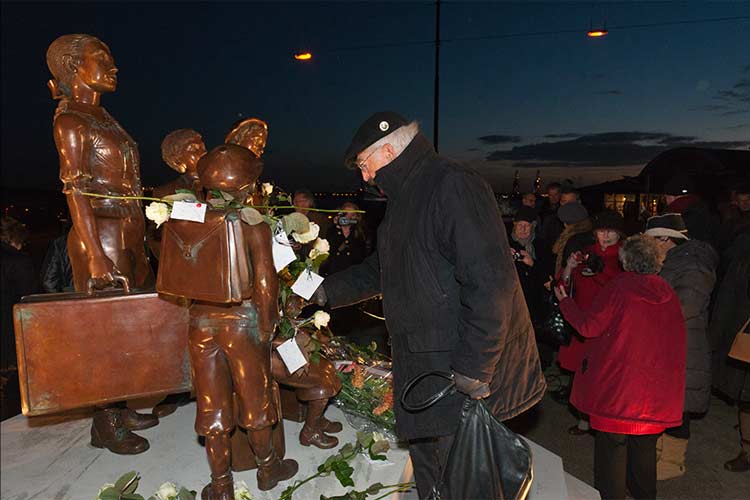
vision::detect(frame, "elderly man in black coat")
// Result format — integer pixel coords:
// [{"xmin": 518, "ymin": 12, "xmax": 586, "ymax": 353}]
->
[{"xmin": 318, "ymin": 112, "xmax": 546, "ymax": 497}]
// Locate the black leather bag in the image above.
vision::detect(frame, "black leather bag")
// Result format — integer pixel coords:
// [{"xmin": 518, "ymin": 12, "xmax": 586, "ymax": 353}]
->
[
  {"xmin": 538, "ymin": 279, "xmax": 575, "ymax": 346},
  {"xmin": 401, "ymin": 371, "xmax": 533, "ymax": 500}
]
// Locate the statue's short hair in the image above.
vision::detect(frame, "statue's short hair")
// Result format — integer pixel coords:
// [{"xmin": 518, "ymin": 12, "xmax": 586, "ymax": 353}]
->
[
  {"xmin": 161, "ymin": 129, "xmax": 203, "ymax": 169},
  {"xmin": 47, "ymin": 34, "xmax": 101, "ymax": 97},
  {"xmin": 619, "ymin": 234, "xmax": 662, "ymax": 274},
  {"xmin": 225, "ymin": 118, "xmax": 268, "ymax": 147}
]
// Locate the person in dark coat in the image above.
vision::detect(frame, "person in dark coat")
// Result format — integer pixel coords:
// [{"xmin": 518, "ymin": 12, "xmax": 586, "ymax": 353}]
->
[
  {"xmin": 1, "ymin": 216, "xmax": 35, "ymax": 371},
  {"xmin": 711, "ymin": 228, "xmax": 750, "ymax": 472},
  {"xmin": 509, "ymin": 206, "xmax": 546, "ymax": 321},
  {"xmin": 40, "ymin": 230, "xmax": 74, "ymax": 293},
  {"xmin": 318, "ymin": 112, "xmax": 546, "ymax": 498},
  {"xmin": 663, "ymin": 174, "xmax": 718, "ymax": 247},
  {"xmin": 555, "ymin": 234, "xmax": 686, "ymax": 500},
  {"xmin": 645, "ymin": 213, "xmax": 718, "ymax": 480}
]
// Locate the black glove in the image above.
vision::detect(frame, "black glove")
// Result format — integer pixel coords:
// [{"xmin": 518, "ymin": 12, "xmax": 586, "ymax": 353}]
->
[{"xmin": 452, "ymin": 370, "xmax": 490, "ymax": 399}]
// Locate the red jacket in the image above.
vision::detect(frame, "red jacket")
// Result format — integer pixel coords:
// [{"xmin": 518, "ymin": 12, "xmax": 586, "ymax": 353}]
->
[
  {"xmin": 557, "ymin": 242, "xmax": 623, "ymax": 372},
  {"xmin": 561, "ymin": 272, "xmax": 686, "ymax": 434}
]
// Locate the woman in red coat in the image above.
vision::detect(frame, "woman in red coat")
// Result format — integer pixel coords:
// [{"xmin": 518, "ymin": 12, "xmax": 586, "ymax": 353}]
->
[
  {"xmin": 556, "ymin": 210, "xmax": 624, "ymax": 434},
  {"xmin": 555, "ymin": 234, "xmax": 686, "ymax": 500}
]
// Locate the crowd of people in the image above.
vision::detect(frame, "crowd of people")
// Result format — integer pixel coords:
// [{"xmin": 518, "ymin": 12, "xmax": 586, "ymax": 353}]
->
[{"xmin": 507, "ymin": 179, "xmax": 750, "ymax": 498}]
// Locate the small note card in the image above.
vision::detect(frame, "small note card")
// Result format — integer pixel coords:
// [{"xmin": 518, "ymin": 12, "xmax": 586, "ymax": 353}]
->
[
  {"xmin": 276, "ymin": 337, "xmax": 308, "ymax": 374},
  {"xmin": 169, "ymin": 201, "xmax": 207, "ymax": 223},
  {"xmin": 291, "ymin": 270, "xmax": 324, "ymax": 300},
  {"xmin": 272, "ymin": 230, "xmax": 297, "ymax": 272}
]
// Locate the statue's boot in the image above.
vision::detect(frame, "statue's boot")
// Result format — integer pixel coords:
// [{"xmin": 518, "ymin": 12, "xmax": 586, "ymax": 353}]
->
[
  {"xmin": 90, "ymin": 408, "xmax": 149, "ymax": 455},
  {"xmin": 299, "ymin": 399, "xmax": 338, "ymax": 449},
  {"xmin": 249, "ymin": 427, "xmax": 298, "ymax": 491},
  {"xmin": 319, "ymin": 414, "xmax": 343, "ymax": 434},
  {"xmin": 121, "ymin": 407, "xmax": 159, "ymax": 430},
  {"xmin": 200, "ymin": 472, "xmax": 233, "ymax": 500}
]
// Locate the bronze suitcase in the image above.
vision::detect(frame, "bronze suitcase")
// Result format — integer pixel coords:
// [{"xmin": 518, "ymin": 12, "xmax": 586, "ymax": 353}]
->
[
  {"xmin": 13, "ymin": 290, "xmax": 191, "ymax": 416},
  {"xmin": 157, "ymin": 211, "xmax": 252, "ymax": 303}
]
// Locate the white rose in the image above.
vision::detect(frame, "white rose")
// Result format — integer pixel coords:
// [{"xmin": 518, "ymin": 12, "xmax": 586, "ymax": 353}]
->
[
  {"xmin": 145, "ymin": 202, "xmax": 170, "ymax": 228},
  {"xmin": 234, "ymin": 480, "xmax": 253, "ymax": 500},
  {"xmin": 262, "ymin": 183, "xmax": 274, "ymax": 196},
  {"xmin": 292, "ymin": 222, "xmax": 320, "ymax": 244},
  {"xmin": 313, "ymin": 310, "xmax": 330, "ymax": 329},
  {"xmin": 308, "ymin": 238, "xmax": 330, "ymax": 260},
  {"xmin": 155, "ymin": 482, "xmax": 179, "ymax": 500},
  {"xmin": 313, "ymin": 238, "xmax": 330, "ymax": 254}
]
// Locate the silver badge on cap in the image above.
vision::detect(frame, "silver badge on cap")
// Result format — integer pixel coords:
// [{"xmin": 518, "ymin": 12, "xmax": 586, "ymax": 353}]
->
[{"xmin": 379, "ymin": 121, "xmax": 389, "ymax": 132}]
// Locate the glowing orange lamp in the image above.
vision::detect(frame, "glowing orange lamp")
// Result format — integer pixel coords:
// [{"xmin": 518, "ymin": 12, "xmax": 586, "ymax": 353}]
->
[
  {"xmin": 587, "ymin": 29, "xmax": 608, "ymax": 38},
  {"xmin": 294, "ymin": 52, "xmax": 313, "ymax": 61}
]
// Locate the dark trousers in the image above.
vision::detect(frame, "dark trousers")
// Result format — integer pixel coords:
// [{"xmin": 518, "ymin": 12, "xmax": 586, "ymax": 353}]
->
[
  {"xmin": 408, "ymin": 434, "xmax": 455, "ymax": 499},
  {"xmin": 594, "ymin": 431, "xmax": 659, "ymax": 500},
  {"xmin": 665, "ymin": 412, "xmax": 691, "ymax": 439}
]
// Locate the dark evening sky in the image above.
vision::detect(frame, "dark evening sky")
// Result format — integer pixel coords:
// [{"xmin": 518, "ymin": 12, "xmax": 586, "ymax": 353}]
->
[{"xmin": 1, "ymin": 1, "xmax": 748, "ymax": 194}]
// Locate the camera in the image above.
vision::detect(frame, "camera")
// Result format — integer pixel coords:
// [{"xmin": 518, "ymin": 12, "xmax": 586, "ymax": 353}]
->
[
  {"xmin": 511, "ymin": 250, "xmax": 524, "ymax": 261},
  {"xmin": 337, "ymin": 214, "xmax": 358, "ymax": 226}
]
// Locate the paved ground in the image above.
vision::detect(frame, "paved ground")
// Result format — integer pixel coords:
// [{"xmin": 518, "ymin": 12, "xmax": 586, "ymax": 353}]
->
[{"xmin": 506, "ymin": 367, "xmax": 750, "ymax": 500}]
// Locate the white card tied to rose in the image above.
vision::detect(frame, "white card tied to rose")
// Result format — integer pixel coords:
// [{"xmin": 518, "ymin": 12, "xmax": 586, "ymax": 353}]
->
[
  {"xmin": 291, "ymin": 270, "xmax": 324, "ymax": 300},
  {"xmin": 272, "ymin": 229, "xmax": 298, "ymax": 272},
  {"xmin": 169, "ymin": 201, "xmax": 207, "ymax": 223},
  {"xmin": 276, "ymin": 337, "xmax": 308, "ymax": 374}
]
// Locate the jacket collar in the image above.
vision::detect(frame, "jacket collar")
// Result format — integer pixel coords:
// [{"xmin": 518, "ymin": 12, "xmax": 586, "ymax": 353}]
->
[{"xmin": 374, "ymin": 133, "xmax": 435, "ymax": 199}]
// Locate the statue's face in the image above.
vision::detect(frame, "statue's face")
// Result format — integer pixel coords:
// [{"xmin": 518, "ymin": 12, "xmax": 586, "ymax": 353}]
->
[
  {"xmin": 77, "ymin": 39, "xmax": 118, "ymax": 93},
  {"xmin": 247, "ymin": 127, "xmax": 268, "ymax": 158}
]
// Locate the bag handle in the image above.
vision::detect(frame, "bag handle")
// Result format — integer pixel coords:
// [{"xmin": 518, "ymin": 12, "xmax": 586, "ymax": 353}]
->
[{"xmin": 400, "ymin": 371, "xmax": 456, "ymax": 412}]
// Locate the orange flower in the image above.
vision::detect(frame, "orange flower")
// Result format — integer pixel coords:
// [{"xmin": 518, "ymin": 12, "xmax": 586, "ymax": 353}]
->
[
  {"xmin": 351, "ymin": 364, "xmax": 365, "ymax": 389},
  {"xmin": 373, "ymin": 389, "xmax": 393, "ymax": 416}
]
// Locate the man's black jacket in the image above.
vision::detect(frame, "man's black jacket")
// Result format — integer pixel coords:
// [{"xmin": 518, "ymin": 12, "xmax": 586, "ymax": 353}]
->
[{"xmin": 325, "ymin": 134, "xmax": 545, "ymax": 440}]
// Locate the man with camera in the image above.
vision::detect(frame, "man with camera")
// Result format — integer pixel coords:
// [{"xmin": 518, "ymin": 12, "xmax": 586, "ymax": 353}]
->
[{"xmin": 320, "ymin": 202, "xmax": 368, "ymax": 276}]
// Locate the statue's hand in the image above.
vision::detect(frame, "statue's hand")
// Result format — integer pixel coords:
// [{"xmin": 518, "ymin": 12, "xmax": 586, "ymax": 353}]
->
[
  {"xmin": 87, "ymin": 255, "xmax": 118, "ymax": 290},
  {"xmin": 283, "ymin": 295, "xmax": 306, "ymax": 319}
]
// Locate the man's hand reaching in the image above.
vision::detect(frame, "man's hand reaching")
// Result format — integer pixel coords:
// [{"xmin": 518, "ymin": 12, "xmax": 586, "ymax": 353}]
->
[{"xmin": 452, "ymin": 370, "xmax": 490, "ymax": 399}]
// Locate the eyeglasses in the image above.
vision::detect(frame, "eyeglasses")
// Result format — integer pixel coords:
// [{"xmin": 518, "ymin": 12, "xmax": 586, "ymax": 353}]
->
[{"xmin": 355, "ymin": 147, "xmax": 380, "ymax": 171}]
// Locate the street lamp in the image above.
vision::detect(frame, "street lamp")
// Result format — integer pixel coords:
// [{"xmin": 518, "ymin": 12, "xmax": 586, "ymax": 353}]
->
[
  {"xmin": 587, "ymin": 28, "xmax": 608, "ymax": 38},
  {"xmin": 293, "ymin": 52, "xmax": 312, "ymax": 61}
]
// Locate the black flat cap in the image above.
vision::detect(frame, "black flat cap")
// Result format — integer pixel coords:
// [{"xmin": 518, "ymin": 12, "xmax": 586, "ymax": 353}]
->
[
  {"xmin": 514, "ymin": 206, "xmax": 538, "ymax": 223},
  {"xmin": 343, "ymin": 111, "xmax": 408, "ymax": 168}
]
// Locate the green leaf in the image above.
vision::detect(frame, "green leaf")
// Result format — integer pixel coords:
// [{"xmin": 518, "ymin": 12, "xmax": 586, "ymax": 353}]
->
[
  {"xmin": 282, "ymin": 212, "xmax": 310, "ymax": 235},
  {"xmin": 121, "ymin": 494, "xmax": 144, "ymax": 500},
  {"xmin": 178, "ymin": 487, "xmax": 196, "ymax": 500},
  {"xmin": 280, "ymin": 484, "xmax": 296, "ymax": 500},
  {"xmin": 339, "ymin": 443, "xmax": 355, "ymax": 456},
  {"xmin": 310, "ymin": 350, "xmax": 320, "ymax": 364},
  {"xmin": 175, "ymin": 188, "xmax": 195, "ymax": 194},
  {"xmin": 162, "ymin": 192, "xmax": 197, "ymax": 202},
  {"xmin": 99, "ymin": 488, "xmax": 120, "ymax": 500},
  {"xmin": 366, "ymin": 483, "xmax": 384, "ymax": 494},
  {"xmin": 240, "ymin": 207, "xmax": 264, "ymax": 225},
  {"xmin": 115, "ymin": 471, "xmax": 139, "ymax": 493},
  {"xmin": 331, "ymin": 460, "xmax": 355, "ymax": 487},
  {"xmin": 356, "ymin": 432, "xmax": 374, "ymax": 449},
  {"xmin": 311, "ymin": 253, "xmax": 329, "ymax": 271},
  {"xmin": 210, "ymin": 189, "xmax": 223, "ymax": 199},
  {"xmin": 220, "ymin": 191, "xmax": 235, "ymax": 201},
  {"xmin": 147, "ymin": 497, "xmax": 157, "ymax": 500}
]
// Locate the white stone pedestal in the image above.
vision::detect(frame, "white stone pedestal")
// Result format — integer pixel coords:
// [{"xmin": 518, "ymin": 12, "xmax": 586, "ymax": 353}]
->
[{"xmin": 1, "ymin": 403, "xmax": 598, "ymax": 499}]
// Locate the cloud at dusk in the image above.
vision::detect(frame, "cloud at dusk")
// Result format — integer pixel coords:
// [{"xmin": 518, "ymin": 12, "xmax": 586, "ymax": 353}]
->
[{"xmin": 483, "ymin": 131, "xmax": 749, "ymax": 168}]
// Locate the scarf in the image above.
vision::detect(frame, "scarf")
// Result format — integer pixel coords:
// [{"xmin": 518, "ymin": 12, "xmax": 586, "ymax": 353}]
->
[
  {"xmin": 552, "ymin": 219, "xmax": 593, "ymax": 274},
  {"xmin": 512, "ymin": 229, "xmax": 537, "ymax": 260}
]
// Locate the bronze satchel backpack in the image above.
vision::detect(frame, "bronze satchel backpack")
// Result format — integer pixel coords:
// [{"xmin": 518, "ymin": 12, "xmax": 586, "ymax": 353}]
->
[{"xmin": 157, "ymin": 210, "xmax": 252, "ymax": 303}]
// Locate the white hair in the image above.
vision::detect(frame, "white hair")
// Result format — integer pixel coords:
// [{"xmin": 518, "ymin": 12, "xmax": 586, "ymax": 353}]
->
[{"xmin": 363, "ymin": 121, "xmax": 419, "ymax": 159}]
